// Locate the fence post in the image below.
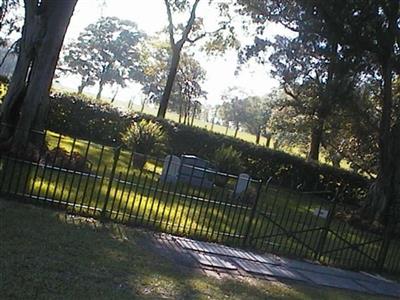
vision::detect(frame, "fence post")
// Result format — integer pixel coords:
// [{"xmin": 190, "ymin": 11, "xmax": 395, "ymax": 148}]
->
[
  {"xmin": 314, "ymin": 189, "xmax": 338, "ymax": 261},
  {"xmin": 101, "ymin": 145, "xmax": 121, "ymax": 219},
  {"xmin": 243, "ymin": 179, "xmax": 263, "ymax": 247}
]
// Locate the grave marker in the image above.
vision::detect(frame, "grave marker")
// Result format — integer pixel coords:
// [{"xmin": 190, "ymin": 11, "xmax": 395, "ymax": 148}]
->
[{"xmin": 160, "ymin": 155, "xmax": 181, "ymax": 183}]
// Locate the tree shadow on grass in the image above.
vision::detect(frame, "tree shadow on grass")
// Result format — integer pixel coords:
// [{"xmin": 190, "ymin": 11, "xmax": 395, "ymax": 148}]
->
[{"xmin": 0, "ymin": 200, "xmax": 389, "ymax": 300}]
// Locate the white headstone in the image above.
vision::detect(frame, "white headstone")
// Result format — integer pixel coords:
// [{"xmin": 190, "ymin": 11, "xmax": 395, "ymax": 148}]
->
[
  {"xmin": 234, "ymin": 173, "xmax": 251, "ymax": 195},
  {"xmin": 313, "ymin": 207, "xmax": 329, "ymax": 219},
  {"xmin": 161, "ymin": 155, "xmax": 181, "ymax": 183}
]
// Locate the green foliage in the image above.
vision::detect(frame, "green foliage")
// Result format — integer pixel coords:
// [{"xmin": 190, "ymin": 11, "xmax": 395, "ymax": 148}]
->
[
  {"xmin": 121, "ymin": 119, "xmax": 166, "ymax": 155},
  {"xmin": 48, "ymin": 92, "xmax": 133, "ymax": 145},
  {"xmin": 47, "ymin": 93, "xmax": 370, "ymax": 204},
  {"xmin": 213, "ymin": 145, "xmax": 243, "ymax": 174},
  {"xmin": 0, "ymin": 76, "xmax": 8, "ymax": 101},
  {"xmin": 140, "ymin": 39, "xmax": 207, "ymax": 114},
  {"xmin": 60, "ymin": 17, "xmax": 145, "ymax": 97}
]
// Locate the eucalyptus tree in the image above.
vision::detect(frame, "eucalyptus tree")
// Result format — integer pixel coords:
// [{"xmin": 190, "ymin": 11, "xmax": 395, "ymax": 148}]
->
[{"xmin": 0, "ymin": 0, "xmax": 77, "ymax": 153}]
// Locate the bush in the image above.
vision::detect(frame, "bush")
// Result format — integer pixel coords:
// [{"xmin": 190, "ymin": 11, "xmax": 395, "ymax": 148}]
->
[
  {"xmin": 48, "ymin": 92, "xmax": 133, "ymax": 146},
  {"xmin": 0, "ymin": 76, "xmax": 9, "ymax": 102},
  {"xmin": 46, "ymin": 92, "xmax": 370, "ymax": 203},
  {"xmin": 121, "ymin": 119, "xmax": 166, "ymax": 155},
  {"xmin": 42, "ymin": 147, "xmax": 91, "ymax": 172},
  {"xmin": 213, "ymin": 145, "xmax": 243, "ymax": 175}
]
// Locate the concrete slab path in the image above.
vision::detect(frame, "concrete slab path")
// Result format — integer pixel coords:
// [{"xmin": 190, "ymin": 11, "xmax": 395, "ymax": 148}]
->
[{"xmin": 152, "ymin": 234, "xmax": 400, "ymax": 298}]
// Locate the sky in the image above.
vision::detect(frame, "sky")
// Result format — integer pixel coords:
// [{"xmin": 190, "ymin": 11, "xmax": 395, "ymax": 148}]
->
[{"xmin": 58, "ymin": 0, "xmax": 290, "ymax": 107}]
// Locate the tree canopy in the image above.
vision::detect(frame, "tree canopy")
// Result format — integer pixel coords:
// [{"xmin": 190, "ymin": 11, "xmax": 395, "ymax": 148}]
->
[
  {"xmin": 237, "ymin": 0, "xmax": 400, "ymax": 222},
  {"xmin": 60, "ymin": 17, "xmax": 145, "ymax": 99}
]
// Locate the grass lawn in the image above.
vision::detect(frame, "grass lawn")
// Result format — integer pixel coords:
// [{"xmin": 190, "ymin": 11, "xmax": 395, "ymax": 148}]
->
[
  {"xmin": 0, "ymin": 199, "xmax": 393, "ymax": 300},
  {"xmin": 1, "ymin": 131, "xmax": 398, "ymax": 273}
]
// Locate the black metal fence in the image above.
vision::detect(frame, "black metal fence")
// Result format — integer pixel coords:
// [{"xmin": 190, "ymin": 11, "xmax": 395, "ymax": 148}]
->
[{"xmin": 0, "ymin": 130, "xmax": 399, "ymax": 275}]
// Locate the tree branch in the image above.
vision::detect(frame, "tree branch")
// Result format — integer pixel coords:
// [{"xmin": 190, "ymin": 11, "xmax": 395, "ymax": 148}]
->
[
  {"xmin": 187, "ymin": 24, "xmax": 225, "ymax": 44},
  {"xmin": 283, "ymin": 83, "xmax": 300, "ymax": 102},
  {"xmin": 178, "ymin": 0, "xmax": 200, "ymax": 46},
  {"xmin": 164, "ymin": 0, "xmax": 175, "ymax": 47}
]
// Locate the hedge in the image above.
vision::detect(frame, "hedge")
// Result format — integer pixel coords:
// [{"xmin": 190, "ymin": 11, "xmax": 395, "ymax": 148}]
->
[{"xmin": 47, "ymin": 92, "xmax": 370, "ymax": 203}]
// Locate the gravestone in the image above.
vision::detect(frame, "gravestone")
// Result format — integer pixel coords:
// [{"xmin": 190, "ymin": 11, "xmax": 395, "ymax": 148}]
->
[
  {"xmin": 160, "ymin": 155, "xmax": 181, "ymax": 183},
  {"xmin": 234, "ymin": 173, "xmax": 251, "ymax": 196},
  {"xmin": 313, "ymin": 207, "xmax": 329, "ymax": 219},
  {"xmin": 178, "ymin": 155, "xmax": 214, "ymax": 188}
]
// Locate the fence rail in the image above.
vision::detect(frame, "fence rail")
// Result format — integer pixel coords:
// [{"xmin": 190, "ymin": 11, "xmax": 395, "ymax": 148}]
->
[{"xmin": 0, "ymin": 130, "xmax": 399, "ymax": 275}]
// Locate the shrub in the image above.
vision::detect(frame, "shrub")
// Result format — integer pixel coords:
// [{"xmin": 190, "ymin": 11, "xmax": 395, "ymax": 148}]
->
[
  {"xmin": 121, "ymin": 119, "xmax": 166, "ymax": 156},
  {"xmin": 48, "ymin": 92, "xmax": 133, "ymax": 146},
  {"xmin": 42, "ymin": 147, "xmax": 91, "ymax": 172},
  {"xmin": 0, "ymin": 76, "xmax": 9, "ymax": 102},
  {"xmin": 46, "ymin": 92, "xmax": 370, "ymax": 203},
  {"xmin": 213, "ymin": 145, "xmax": 243, "ymax": 175}
]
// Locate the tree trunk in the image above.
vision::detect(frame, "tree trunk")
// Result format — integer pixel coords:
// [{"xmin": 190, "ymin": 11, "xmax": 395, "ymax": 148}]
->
[
  {"xmin": 158, "ymin": 0, "xmax": 199, "ymax": 118},
  {"xmin": 77, "ymin": 84, "xmax": 85, "ymax": 94},
  {"xmin": 191, "ymin": 105, "xmax": 196, "ymax": 126},
  {"xmin": 225, "ymin": 124, "xmax": 229, "ymax": 135},
  {"xmin": 185, "ymin": 99, "xmax": 192, "ymax": 125},
  {"xmin": 140, "ymin": 99, "xmax": 145, "ymax": 113},
  {"xmin": 0, "ymin": 0, "xmax": 77, "ymax": 152},
  {"xmin": 178, "ymin": 97, "xmax": 183, "ymax": 123},
  {"xmin": 234, "ymin": 123, "xmax": 239, "ymax": 138},
  {"xmin": 77, "ymin": 78, "xmax": 88, "ymax": 94},
  {"xmin": 255, "ymin": 129, "xmax": 261, "ymax": 145},
  {"xmin": 157, "ymin": 45, "xmax": 182, "ymax": 118},
  {"xmin": 96, "ymin": 81, "xmax": 104, "ymax": 100},
  {"xmin": 308, "ymin": 118, "xmax": 324, "ymax": 161},
  {"xmin": 266, "ymin": 134, "xmax": 272, "ymax": 148},
  {"xmin": 211, "ymin": 107, "xmax": 218, "ymax": 131},
  {"xmin": 364, "ymin": 59, "xmax": 398, "ymax": 223},
  {"xmin": 183, "ymin": 101, "xmax": 188, "ymax": 125}
]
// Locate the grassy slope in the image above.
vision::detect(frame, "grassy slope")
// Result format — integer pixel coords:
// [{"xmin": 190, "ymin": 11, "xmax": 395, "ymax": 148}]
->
[{"xmin": 0, "ymin": 199, "xmax": 391, "ymax": 300}]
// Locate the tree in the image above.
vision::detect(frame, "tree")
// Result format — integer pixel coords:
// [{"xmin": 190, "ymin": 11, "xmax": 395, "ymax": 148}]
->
[
  {"xmin": 241, "ymin": 95, "xmax": 272, "ymax": 144},
  {"xmin": 141, "ymin": 39, "xmax": 206, "ymax": 120},
  {"xmin": 0, "ymin": 0, "xmax": 77, "ymax": 152},
  {"xmin": 313, "ymin": 0, "xmax": 400, "ymax": 223},
  {"xmin": 60, "ymin": 17, "xmax": 145, "ymax": 99},
  {"xmin": 157, "ymin": 0, "xmax": 201, "ymax": 118},
  {"xmin": 157, "ymin": 0, "xmax": 237, "ymax": 118},
  {"xmin": 268, "ymin": 91, "xmax": 312, "ymax": 154},
  {"xmin": 239, "ymin": 3, "xmax": 361, "ymax": 161},
  {"xmin": 219, "ymin": 88, "xmax": 247, "ymax": 138},
  {"xmin": 237, "ymin": 0, "xmax": 400, "ymax": 222}
]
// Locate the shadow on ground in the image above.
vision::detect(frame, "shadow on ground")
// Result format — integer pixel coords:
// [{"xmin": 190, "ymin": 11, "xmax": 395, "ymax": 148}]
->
[{"xmin": 0, "ymin": 199, "xmax": 392, "ymax": 299}]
